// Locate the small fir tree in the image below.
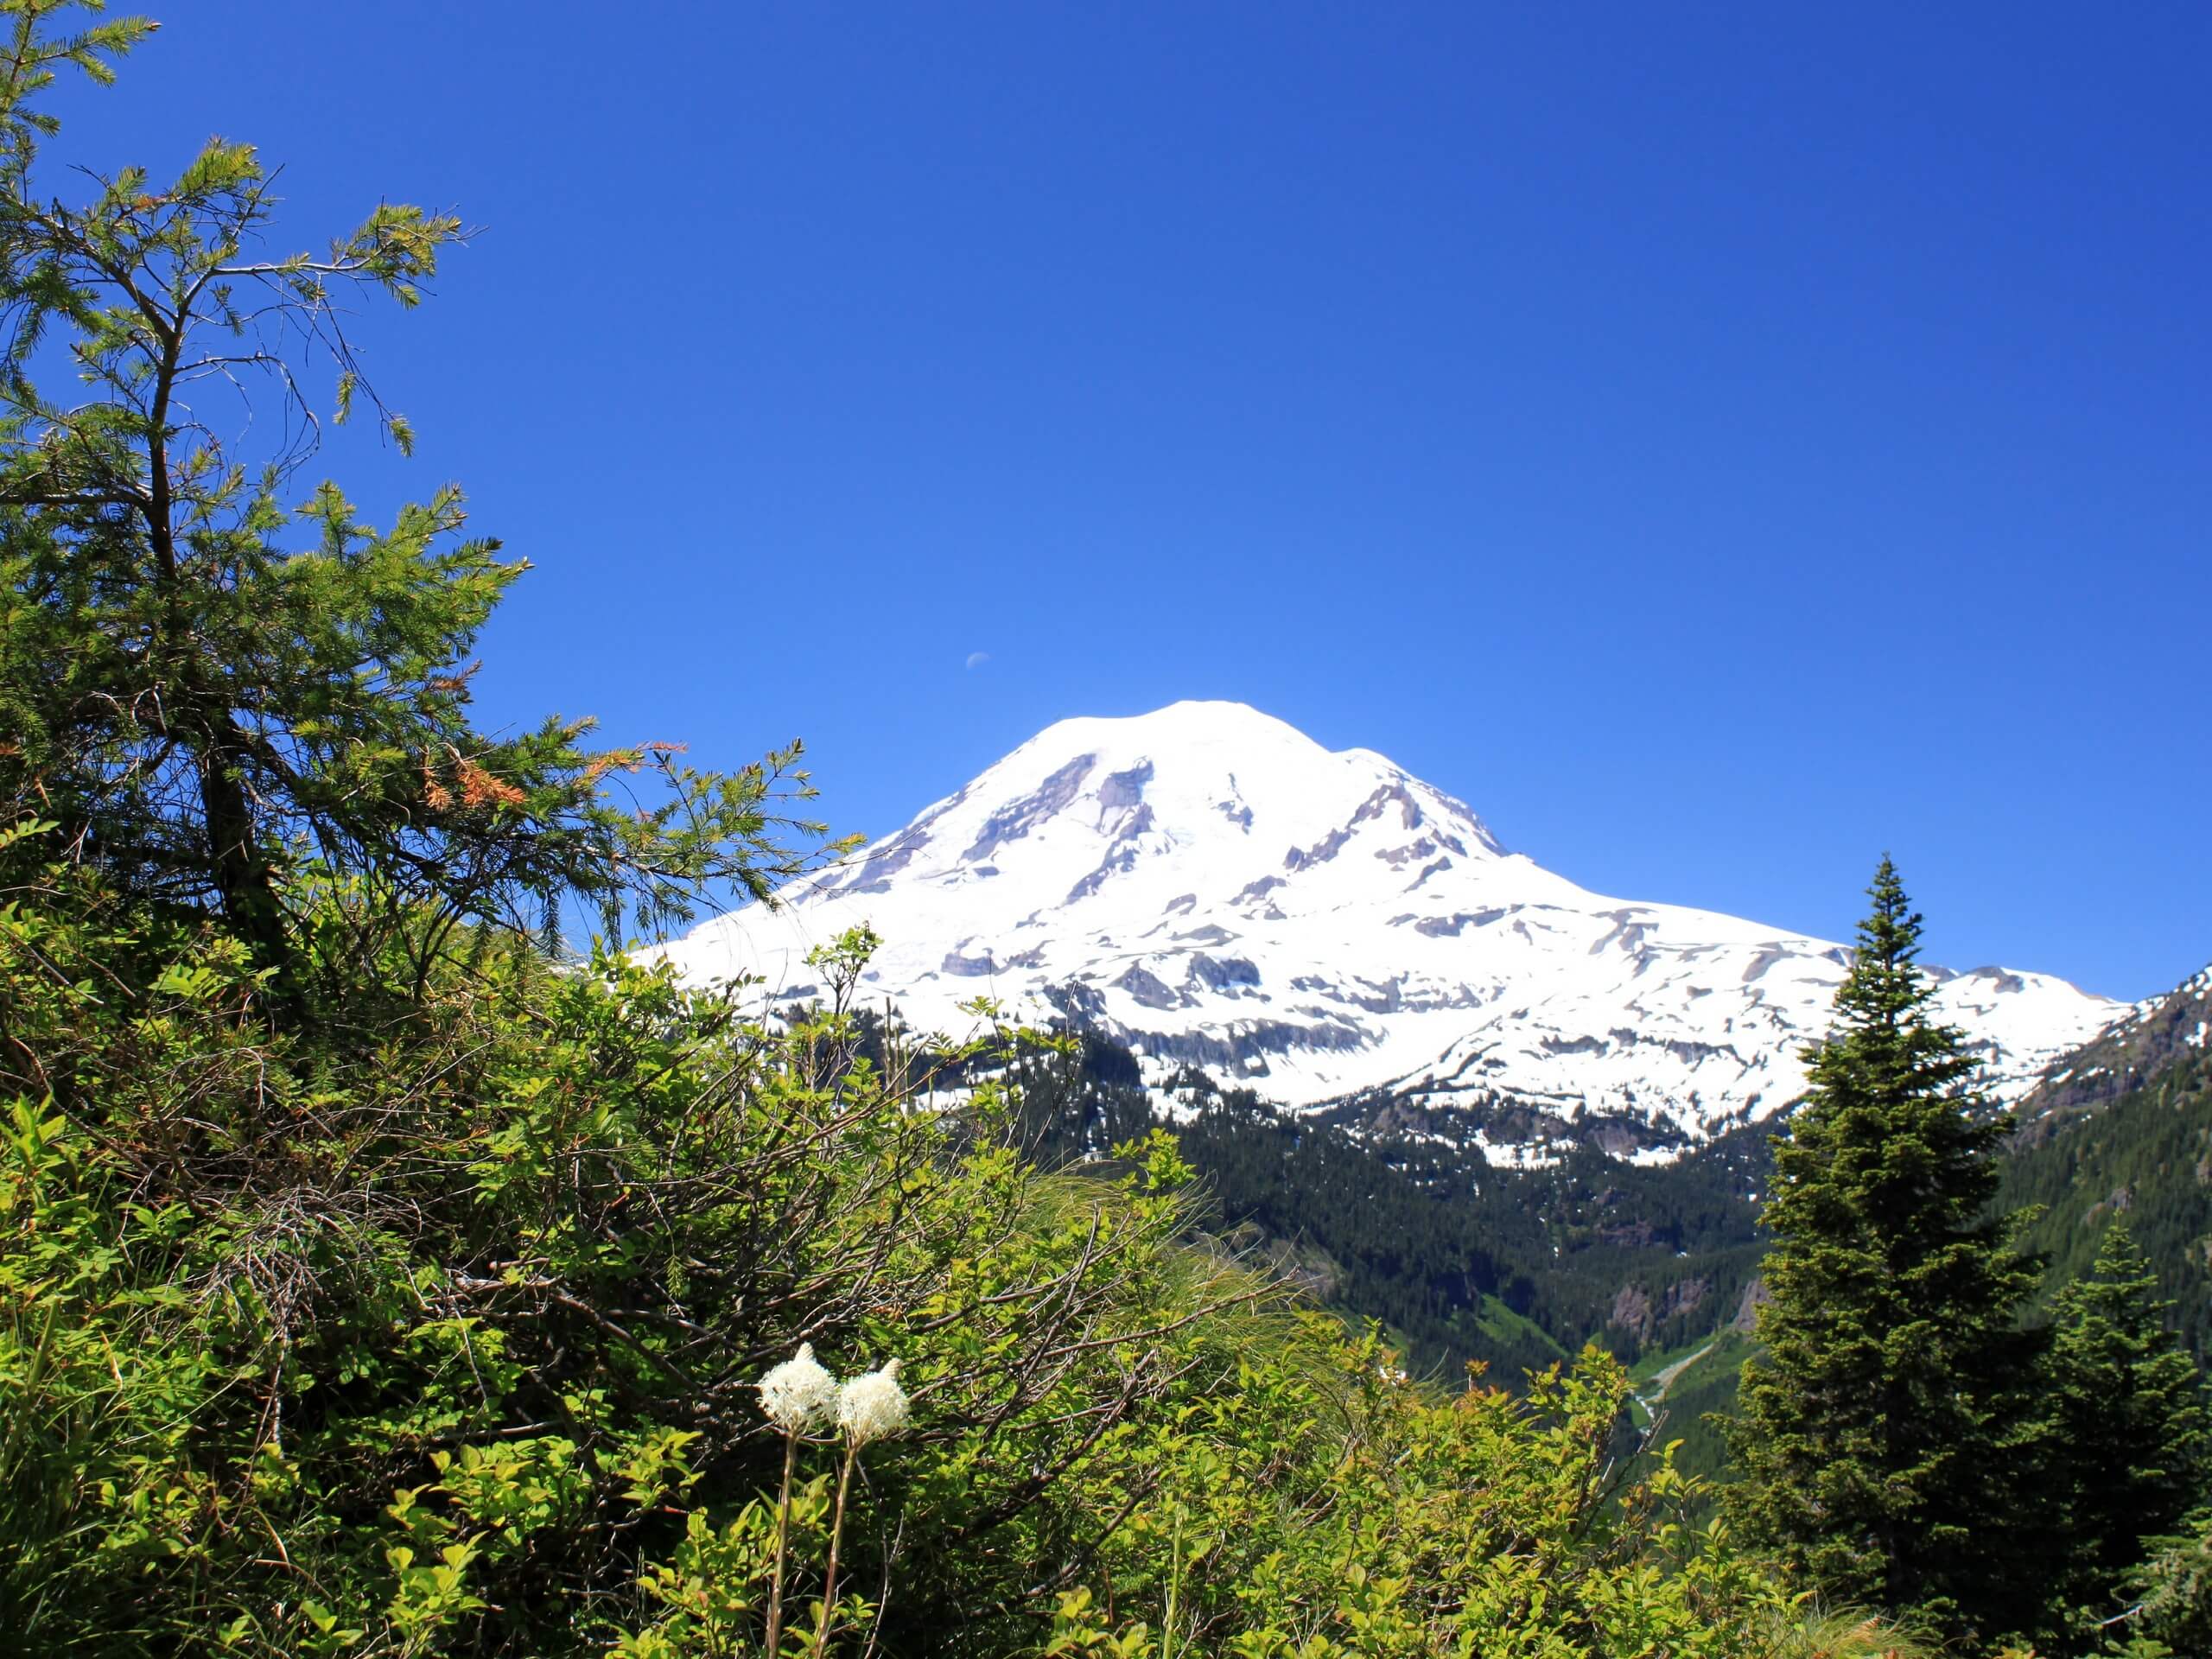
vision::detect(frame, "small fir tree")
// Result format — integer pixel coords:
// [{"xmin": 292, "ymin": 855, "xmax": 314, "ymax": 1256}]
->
[
  {"xmin": 1724, "ymin": 857, "xmax": 2044, "ymax": 1638},
  {"xmin": 2041, "ymin": 1219, "xmax": 2211, "ymax": 1640}
]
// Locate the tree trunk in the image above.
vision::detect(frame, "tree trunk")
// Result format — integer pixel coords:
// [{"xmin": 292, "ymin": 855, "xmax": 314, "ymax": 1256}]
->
[{"xmin": 198, "ymin": 715, "xmax": 298, "ymax": 1013}]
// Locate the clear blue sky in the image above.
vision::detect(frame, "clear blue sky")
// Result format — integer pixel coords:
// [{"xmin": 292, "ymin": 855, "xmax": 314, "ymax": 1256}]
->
[{"xmin": 53, "ymin": 3, "xmax": 2209, "ymax": 999}]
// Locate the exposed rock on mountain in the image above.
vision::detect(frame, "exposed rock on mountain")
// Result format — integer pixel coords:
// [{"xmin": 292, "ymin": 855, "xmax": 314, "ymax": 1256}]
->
[
  {"xmin": 2013, "ymin": 963, "xmax": 2212, "ymax": 1141},
  {"xmin": 655, "ymin": 701, "xmax": 2120, "ymax": 1154}
]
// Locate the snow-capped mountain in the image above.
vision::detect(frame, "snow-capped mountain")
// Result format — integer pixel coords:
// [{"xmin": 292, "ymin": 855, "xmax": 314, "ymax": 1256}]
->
[{"xmin": 653, "ymin": 701, "xmax": 2123, "ymax": 1153}]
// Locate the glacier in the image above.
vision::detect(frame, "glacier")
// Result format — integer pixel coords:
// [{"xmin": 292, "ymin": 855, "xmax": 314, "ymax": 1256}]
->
[{"xmin": 649, "ymin": 700, "xmax": 2122, "ymax": 1154}]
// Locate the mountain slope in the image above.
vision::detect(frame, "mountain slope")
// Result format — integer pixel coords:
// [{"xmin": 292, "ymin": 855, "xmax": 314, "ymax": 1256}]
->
[
  {"xmin": 2004, "ymin": 961, "xmax": 2212, "ymax": 1358},
  {"xmin": 2015, "ymin": 963, "xmax": 2212, "ymax": 1140},
  {"xmin": 656, "ymin": 701, "xmax": 2120, "ymax": 1151},
  {"xmin": 996, "ymin": 1025, "xmax": 1770, "ymax": 1387}
]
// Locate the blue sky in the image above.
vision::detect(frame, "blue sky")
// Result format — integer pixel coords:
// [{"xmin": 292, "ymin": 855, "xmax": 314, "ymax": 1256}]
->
[{"xmin": 53, "ymin": 3, "xmax": 2209, "ymax": 999}]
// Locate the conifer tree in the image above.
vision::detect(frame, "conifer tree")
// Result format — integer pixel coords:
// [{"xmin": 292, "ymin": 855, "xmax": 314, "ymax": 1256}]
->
[
  {"xmin": 2041, "ymin": 1219, "xmax": 2210, "ymax": 1640},
  {"xmin": 0, "ymin": 0, "xmax": 846, "ymax": 1011},
  {"xmin": 1724, "ymin": 857, "xmax": 2044, "ymax": 1639}
]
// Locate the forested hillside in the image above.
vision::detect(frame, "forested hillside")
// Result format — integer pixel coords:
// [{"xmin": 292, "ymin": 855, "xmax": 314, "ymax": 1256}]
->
[
  {"xmin": 1009, "ymin": 881, "xmax": 2212, "ymax": 1654},
  {"xmin": 1105, "ymin": 960, "xmax": 2212, "ymax": 1504},
  {"xmin": 2004, "ymin": 969, "xmax": 2212, "ymax": 1357},
  {"xmin": 1001, "ymin": 1024, "xmax": 1771, "ymax": 1389},
  {"xmin": 895, "ymin": 955, "xmax": 2212, "ymax": 1553}
]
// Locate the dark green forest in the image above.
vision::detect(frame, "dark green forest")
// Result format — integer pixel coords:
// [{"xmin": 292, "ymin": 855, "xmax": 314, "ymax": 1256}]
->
[
  {"xmin": 1001, "ymin": 959, "xmax": 2212, "ymax": 1508},
  {"xmin": 1001, "ymin": 1027, "xmax": 1771, "ymax": 1385},
  {"xmin": 2004, "ymin": 995, "xmax": 2212, "ymax": 1361}
]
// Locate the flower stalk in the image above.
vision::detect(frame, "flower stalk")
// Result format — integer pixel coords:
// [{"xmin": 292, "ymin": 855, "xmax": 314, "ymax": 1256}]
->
[
  {"xmin": 810, "ymin": 1359, "xmax": 908, "ymax": 1659},
  {"xmin": 764, "ymin": 1427, "xmax": 799, "ymax": 1658},
  {"xmin": 758, "ymin": 1344, "xmax": 838, "ymax": 1656},
  {"xmin": 811, "ymin": 1439, "xmax": 862, "ymax": 1659}
]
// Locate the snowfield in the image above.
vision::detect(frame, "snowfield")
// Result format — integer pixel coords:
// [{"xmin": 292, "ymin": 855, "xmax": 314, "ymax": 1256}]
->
[{"xmin": 650, "ymin": 701, "xmax": 2122, "ymax": 1152}]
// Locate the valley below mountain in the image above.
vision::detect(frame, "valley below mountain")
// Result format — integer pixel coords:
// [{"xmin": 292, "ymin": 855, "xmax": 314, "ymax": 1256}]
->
[{"xmin": 997, "ymin": 952, "xmax": 2212, "ymax": 1485}]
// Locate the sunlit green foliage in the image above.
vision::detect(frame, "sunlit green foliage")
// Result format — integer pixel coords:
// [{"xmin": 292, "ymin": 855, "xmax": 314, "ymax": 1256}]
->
[{"xmin": 0, "ymin": 855, "xmax": 1842, "ymax": 1656}]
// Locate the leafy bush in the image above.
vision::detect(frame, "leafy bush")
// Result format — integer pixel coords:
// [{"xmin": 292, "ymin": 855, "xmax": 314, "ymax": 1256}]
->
[{"xmin": 0, "ymin": 855, "xmax": 1850, "ymax": 1656}]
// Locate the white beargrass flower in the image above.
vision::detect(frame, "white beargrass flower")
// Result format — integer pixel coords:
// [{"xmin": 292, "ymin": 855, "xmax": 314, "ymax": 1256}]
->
[
  {"xmin": 836, "ymin": 1358, "xmax": 909, "ymax": 1445},
  {"xmin": 759, "ymin": 1343, "xmax": 839, "ymax": 1433}
]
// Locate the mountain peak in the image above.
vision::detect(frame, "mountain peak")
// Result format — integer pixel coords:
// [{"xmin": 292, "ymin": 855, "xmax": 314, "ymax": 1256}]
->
[
  {"xmin": 656, "ymin": 706, "xmax": 2122, "ymax": 1156},
  {"xmin": 1027, "ymin": 698, "xmax": 1316, "ymax": 746},
  {"xmin": 1010, "ymin": 701, "xmax": 1380, "ymax": 788}
]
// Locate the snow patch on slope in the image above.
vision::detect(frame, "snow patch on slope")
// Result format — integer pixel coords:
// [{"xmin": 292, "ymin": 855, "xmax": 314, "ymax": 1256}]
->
[{"xmin": 652, "ymin": 701, "xmax": 2123, "ymax": 1150}]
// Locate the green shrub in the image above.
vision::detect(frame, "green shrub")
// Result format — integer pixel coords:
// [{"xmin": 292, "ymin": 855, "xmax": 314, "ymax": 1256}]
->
[{"xmin": 0, "ymin": 860, "xmax": 1867, "ymax": 1656}]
